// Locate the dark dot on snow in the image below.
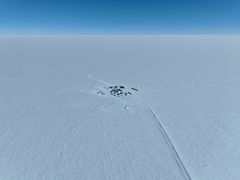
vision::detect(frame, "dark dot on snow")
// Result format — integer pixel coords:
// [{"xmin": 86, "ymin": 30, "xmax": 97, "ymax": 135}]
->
[{"xmin": 120, "ymin": 86, "xmax": 125, "ymax": 89}]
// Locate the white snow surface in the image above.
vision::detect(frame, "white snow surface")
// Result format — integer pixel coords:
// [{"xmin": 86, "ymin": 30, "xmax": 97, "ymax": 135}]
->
[{"xmin": 0, "ymin": 35, "xmax": 240, "ymax": 180}]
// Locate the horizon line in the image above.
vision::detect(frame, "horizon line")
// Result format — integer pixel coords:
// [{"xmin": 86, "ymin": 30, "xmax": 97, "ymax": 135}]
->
[{"xmin": 1, "ymin": 33, "xmax": 240, "ymax": 36}]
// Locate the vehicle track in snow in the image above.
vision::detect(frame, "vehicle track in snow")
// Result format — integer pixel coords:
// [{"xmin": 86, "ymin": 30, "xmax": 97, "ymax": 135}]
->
[
  {"xmin": 87, "ymin": 75, "xmax": 192, "ymax": 180},
  {"xmin": 146, "ymin": 107, "xmax": 192, "ymax": 180}
]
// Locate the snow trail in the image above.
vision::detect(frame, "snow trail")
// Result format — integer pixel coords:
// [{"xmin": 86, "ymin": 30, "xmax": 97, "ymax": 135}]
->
[
  {"xmin": 147, "ymin": 107, "xmax": 192, "ymax": 180},
  {"xmin": 88, "ymin": 74, "xmax": 112, "ymax": 86}
]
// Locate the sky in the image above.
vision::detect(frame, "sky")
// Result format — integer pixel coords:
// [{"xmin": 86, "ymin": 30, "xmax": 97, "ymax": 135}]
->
[{"xmin": 0, "ymin": 0, "xmax": 240, "ymax": 34}]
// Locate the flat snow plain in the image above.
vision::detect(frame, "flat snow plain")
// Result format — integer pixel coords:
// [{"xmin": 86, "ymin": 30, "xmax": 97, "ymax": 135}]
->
[{"xmin": 0, "ymin": 35, "xmax": 240, "ymax": 180}]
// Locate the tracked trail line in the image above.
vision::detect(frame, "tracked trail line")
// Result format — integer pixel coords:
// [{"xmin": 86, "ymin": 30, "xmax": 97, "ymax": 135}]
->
[{"xmin": 147, "ymin": 107, "xmax": 192, "ymax": 180}]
